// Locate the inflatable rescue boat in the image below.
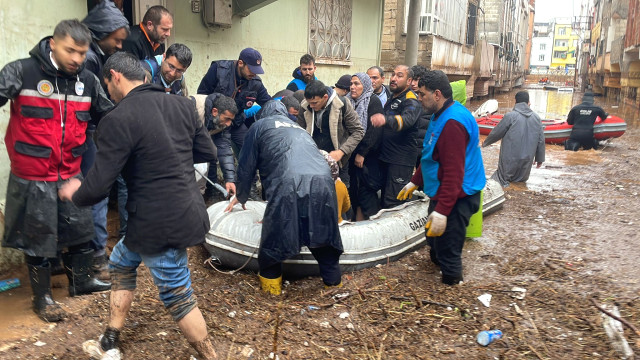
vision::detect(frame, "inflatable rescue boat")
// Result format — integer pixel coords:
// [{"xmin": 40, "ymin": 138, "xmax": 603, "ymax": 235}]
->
[{"xmin": 204, "ymin": 179, "xmax": 505, "ymax": 277}]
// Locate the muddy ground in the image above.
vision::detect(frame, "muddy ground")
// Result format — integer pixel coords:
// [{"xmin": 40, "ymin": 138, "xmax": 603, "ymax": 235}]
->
[{"xmin": 0, "ymin": 92, "xmax": 639, "ymax": 359}]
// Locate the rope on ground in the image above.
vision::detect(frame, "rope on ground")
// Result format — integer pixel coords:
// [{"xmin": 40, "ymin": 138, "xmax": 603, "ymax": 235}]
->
[{"xmin": 203, "ymin": 247, "xmax": 258, "ymax": 275}]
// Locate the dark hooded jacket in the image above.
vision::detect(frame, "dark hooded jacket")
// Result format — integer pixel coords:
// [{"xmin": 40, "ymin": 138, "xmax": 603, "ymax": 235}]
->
[
  {"xmin": 82, "ymin": 1, "xmax": 130, "ymax": 78},
  {"xmin": 235, "ymin": 114, "xmax": 343, "ymax": 267},
  {"xmin": 0, "ymin": 37, "xmax": 112, "ymax": 181},
  {"xmin": 566, "ymin": 94, "xmax": 608, "ymax": 148},
  {"xmin": 286, "ymin": 67, "xmax": 317, "ymax": 92}
]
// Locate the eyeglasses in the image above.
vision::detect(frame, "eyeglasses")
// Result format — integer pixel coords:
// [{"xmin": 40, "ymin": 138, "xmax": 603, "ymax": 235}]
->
[{"xmin": 166, "ymin": 62, "xmax": 186, "ymax": 75}]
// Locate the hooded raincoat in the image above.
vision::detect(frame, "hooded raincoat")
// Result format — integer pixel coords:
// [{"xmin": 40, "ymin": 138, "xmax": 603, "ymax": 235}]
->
[
  {"xmin": 235, "ymin": 112, "xmax": 343, "ymax": 268},
  {"xmin": 82, "ymin": 1, "xmax": 129, "ymax": 77},
  {"xmin": 483, "ymin": 102, "xmax": 545, "ymax": 186}
]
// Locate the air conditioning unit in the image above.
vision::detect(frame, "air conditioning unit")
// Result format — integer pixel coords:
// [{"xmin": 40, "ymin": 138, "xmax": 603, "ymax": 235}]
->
[{"xmin": 203, "ymin": 0, "xmax": 232, "ymax": 28}]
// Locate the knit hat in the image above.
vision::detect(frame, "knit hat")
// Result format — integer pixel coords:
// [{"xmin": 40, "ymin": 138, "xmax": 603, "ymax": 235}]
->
[{"xmin": 334, "ymin": 74, "xmax": 352, "ymax": 91}]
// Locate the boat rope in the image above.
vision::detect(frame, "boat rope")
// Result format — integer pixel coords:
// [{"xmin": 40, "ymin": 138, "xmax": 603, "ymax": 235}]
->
[{"xmin": 203, "ymin": 247, "xmax": 259, "ymax": 275}]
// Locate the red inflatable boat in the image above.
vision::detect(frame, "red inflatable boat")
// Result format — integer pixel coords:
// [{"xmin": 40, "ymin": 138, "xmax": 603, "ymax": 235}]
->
[{"xmin": 476, "ymin": 114, "xmax": 627, "ymax": 144}]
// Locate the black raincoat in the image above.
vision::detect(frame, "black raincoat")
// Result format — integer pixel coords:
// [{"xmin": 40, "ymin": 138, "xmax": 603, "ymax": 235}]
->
[{"xmin": 235, "ymin": 109, "xmax": 343, "ymax": 267}]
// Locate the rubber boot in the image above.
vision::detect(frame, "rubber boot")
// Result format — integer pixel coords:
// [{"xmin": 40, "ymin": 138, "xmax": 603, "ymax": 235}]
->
[
  {"xmin": 92, "ymin": 254, "xmax": 110, "ymax": 281},
  {"xmin": 324, "ymin": 281, "xmax": 343, "ymax": 289},
  {"xmin": 28, "ymin": 264, "xmax": 67, "ymax": 322},
  {"xmin": 63, "ymin": 250, "xmax": 112, "ymax": 297},
  {"xmin": 258, "ymin": 275, "xmax": 282, "ymax": 295}
]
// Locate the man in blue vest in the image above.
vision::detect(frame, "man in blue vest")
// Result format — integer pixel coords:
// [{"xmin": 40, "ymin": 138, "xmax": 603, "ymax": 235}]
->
[
  {"xmin": 415, "ymin": 70, "xmax": 486, "ymax": 285},
  {"xmin": 197, "ymin": 48, "xmax": 272, "ymax": 201},
  {"xmin": 286, "ymin": 54, "xmax": 318, "ymax": 92}
]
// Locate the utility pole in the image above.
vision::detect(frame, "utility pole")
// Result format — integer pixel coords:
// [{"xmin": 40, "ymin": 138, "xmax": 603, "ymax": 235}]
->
[{"xmin": 405, "ymin": 0, "xmax": 421, "ymax": 66}]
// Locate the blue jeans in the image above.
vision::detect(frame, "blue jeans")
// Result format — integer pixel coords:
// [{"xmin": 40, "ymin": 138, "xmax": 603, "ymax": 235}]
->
[
  {"xmin": 108, "ymin": 239, "xmax": 196, "ymax": 321},
  {"xmin": 116, "ymin": 175, "xmax": 128, "ymax": 237},
  {"xmin": 90, "ymin": 197, "xmax": 109, "ymax": 257}
]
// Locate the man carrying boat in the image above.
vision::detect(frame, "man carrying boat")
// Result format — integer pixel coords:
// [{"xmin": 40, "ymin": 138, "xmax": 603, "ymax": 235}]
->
[
  {"xmin": 410, "ymin": 70, "xmax": 486, "ymax": 285},
  {"xmin": 225, "ymin": 101, "xmax": 343, "ymax": 295},
  {"xmin": 565, "ymin": 92, "xmax": 608, "ymax": 151},
  {"xmin": 482, "ymin": 91, "xmax": 545, "ymax": 187}
]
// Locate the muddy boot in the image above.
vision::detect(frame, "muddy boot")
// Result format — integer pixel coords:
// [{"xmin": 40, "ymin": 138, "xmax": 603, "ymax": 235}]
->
[
  {"xmin": 28, "ymin": 264, "xmax": 67, "ymax": 322},
  {"xmin": 441, "ymin": 274, "xmax": 463, "ymax": 286},
  {"xmin": 258, "ymin": 275, "xmax": 282, "ymax": 295},
  {"xmin": 92, "ymin": 254, "xmax": 110, "ymax": 281},
  {"xmin": 83, "ymin": 327, "xmax": 122, "ymax": 359},
  {"xmin": 189, "ymin": 338, "xmax": 218, "ymax": 360},
  {"xmin": 50, "ymin": 253, "xmax": 65, "ymax": 275},
  {"xmin": 63, "ymin": 250, "xmax": 111, "ymax": 297}
]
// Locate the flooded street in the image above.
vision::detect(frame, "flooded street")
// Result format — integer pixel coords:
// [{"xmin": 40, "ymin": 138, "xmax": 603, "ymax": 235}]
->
[
  {"xmin": 468, "ymin": 88, "xmax": 640, "ymax": 296},
  {"xmin": 1, "ymin": 87, "xmax": 639, "ymax": 359}
]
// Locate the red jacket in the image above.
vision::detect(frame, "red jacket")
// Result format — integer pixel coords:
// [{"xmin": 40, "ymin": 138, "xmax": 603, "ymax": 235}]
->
[{"xmin": 0, "ymin": 37, "xmax": 112, "ymax": 181}]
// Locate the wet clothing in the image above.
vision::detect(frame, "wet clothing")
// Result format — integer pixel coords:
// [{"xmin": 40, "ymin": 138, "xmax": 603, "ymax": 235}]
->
[
  {"xmin": 235, "ymin": 115, "xmax": 343, "ymax": 278},
  {"xmin": 2, "ymin": 173, "xmax": 94, "ymax": 258},
  {"xmin": 483, "ymin": 102, "xmax": 545, "ymax": 186},
  {"xmin": 122, "ymin": 24, "xmax": 165, "ymax": 60},
  {"xmin": 109, "ymin": 238, "xmax": 197, "ymax": 321},
  {"xmin": 0, "ymin": 37, "xmax": 112, "ymax": 181},
  {"xmin": 421, "ymin": 99, "xmax": 485, "ymax": 216},
  {"xmin": 72, "ymin": 84, "xmax": 217, "ymax": 255},
  {"xmin": 297, "ymin": 87, "xmax": 365, "ymax": 169},
  {"xmin": 141, "ymin": 56, "xmax": 187, "ymax": 96},
  {"xmin": 565, "ymin": 101, "xmax": 608, "ymax": 151},
  {"xmin": 286, "ymin": 67, "xmax": 317, "ymax": 91}
]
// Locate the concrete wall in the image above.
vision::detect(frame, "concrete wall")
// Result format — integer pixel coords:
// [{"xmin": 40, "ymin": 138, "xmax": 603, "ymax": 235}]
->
[{"xmin": 169, "ymin": 0, "xmax": 383, "ymax": 95}]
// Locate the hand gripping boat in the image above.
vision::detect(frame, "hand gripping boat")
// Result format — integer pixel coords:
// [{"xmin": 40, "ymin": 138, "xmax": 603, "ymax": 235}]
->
[
  {"xmin": 204, "ymin": 179, "xmax": 505, "ymax": 277},
  {"xmin": 476, "ymin": 114, "xmax": 627, "ymax": 145}
]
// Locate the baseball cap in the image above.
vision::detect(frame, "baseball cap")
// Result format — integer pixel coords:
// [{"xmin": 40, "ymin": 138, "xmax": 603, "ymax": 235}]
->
[
  {"xmin": 239, "ymin": 48, "xmax": 264, "ymax": 74},
  {"xmin": 335, "ymin": 74, "xmax": 352, "ymax": 90}
]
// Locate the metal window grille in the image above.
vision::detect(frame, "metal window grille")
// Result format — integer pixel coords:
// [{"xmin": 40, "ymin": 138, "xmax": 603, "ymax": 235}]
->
[{"xmin": 309, "ymin": 0, "xmax": 352, "ymax": 62}]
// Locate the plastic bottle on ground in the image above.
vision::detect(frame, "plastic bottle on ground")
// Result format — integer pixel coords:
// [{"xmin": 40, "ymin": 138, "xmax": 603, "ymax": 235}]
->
[{"xmin": 476, "ymin": 330, "xmax": 503, "ymax": 346}]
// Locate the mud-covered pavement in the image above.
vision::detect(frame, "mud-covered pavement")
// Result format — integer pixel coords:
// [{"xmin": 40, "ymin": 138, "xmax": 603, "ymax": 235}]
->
[{"xmin": 0, "ymin": 90, "xmax": 639, "ymax": 359}]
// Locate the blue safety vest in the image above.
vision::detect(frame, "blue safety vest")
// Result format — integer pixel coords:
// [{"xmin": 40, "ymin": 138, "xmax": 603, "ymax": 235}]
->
[{"xmin": 421, "ymin": 101, "xmax": 485, "ymax": 197}]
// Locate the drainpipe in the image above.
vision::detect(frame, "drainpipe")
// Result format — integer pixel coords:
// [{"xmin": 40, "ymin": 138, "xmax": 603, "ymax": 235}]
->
[{"xmin": 405, "ymin": 0, "xmax": 421, "ymax": 66}]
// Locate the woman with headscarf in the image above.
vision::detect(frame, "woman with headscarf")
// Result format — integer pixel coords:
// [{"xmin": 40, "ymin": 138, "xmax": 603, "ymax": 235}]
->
[{"xmin": 348, "ymin": 73, "xmax": 385, "ymax": 221}]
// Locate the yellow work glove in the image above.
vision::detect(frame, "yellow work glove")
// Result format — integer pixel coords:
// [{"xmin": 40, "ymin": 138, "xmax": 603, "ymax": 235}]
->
[
  {"xmin": 396, "ymin": 181, "xmax": 418, "ymax": 200},
  {"xmin": 425, "ymin": 211, "xmax": 447, "ymax": 237}
]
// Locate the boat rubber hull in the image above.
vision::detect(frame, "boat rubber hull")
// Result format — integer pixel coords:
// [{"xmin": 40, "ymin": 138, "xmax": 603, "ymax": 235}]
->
[{"xmin": 204, "ymin": 179, "xmax": 505, "ymax": 278}]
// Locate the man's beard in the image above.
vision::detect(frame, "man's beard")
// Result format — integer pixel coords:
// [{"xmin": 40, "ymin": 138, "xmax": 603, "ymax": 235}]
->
[{"xmin": 210, "ymin": 114, "xmax": 226, "ymax": 132}]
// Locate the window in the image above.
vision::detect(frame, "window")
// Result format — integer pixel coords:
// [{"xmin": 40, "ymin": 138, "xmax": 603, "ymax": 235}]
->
[
  {"xmin": 553, "ymin": 51, "xmax": 567, "ymax": 59},
  {"xmin": 555, "ymin": 40, "xmax": 568, "ymax": 47},
  {"xmin": 466, "ymin": 2, "xmax": 477, "ymax": 46},
  {"xmin": 404, "ymin": 0, "xmax": 466, "ymax": 44},
  {"xmin": 309, "ymin": 0, "xmax": 352, "ymax": 62},
  {"xmin": 558, "ymin": 27, "xmax": 566, "ymax": 35},
  {"xmin": 539, "ymin": 54, "xmax": 545, "ymax": 61},
  {"xmin": 540, "ymin": 43, "xmax": 546, "ymax": 50}
]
